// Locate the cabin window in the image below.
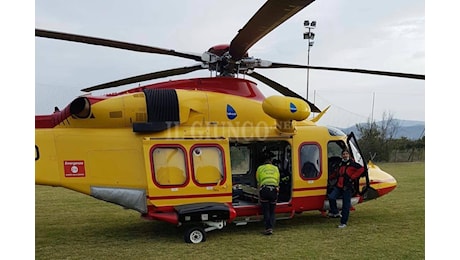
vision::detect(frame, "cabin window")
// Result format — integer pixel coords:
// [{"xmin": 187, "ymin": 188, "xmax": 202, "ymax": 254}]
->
[
  {"xmin": 152, "ymin": 147, "xmax": 187, "ymax": 186},
  {"xmin": 327, "ymin": 142, "xmax": 344, "ymax": 158},
  {"xmin": 327, "ymin": 141, "xmax": 347, "ymax": 177},
  {"xmin": 299, "ymin": 143, "xmax": 321, "ymax": 179},
  {"xmin": 192, "ymin": 146, "xmax": 224, "ymax": 185},
  {"xmin": 230, "ymin": 145, "xmax": 250, "ymax": 175}
]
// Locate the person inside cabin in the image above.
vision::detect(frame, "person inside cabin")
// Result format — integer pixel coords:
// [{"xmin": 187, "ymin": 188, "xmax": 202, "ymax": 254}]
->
[
  {"xmin": 327, "ymin": 148, "xmax": 364, "ymax": 228},
  {"xmin": 256, "ymin": 156, "xmax": 280, "ymax": 235},
  {"xmin": 300, "ymin": 145, "xmax": 320, "ymax": 178},
  {"xmin": 273, "ymin": 159, "xmax": 290, "ymax": 202},
  {"xmin": 301, "ymin": 161, "xmax": 318, "ymax": 178}
]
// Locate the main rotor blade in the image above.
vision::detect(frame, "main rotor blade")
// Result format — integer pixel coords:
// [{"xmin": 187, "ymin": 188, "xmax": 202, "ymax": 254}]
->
[
  {"xmin": 248, "ymin": 71, "xmax": 321, "ymax": 113},
  {"xmin": 264, "ymin": 62, "xmax": 425, "ymax": 80},
  {"xmin": 81, "ymin": 65, "xmax": 205, "ymax": 92},
  {"xmin": 36, "ymin": 28, "xmax": 203, "ymax": 62},
  {"xmin": 229, "ymin": 0, "xmax": 315, "ymax": 61}
]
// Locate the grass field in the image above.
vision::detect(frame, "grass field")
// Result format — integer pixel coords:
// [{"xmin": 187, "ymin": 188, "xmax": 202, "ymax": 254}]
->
[{"xmin": 35, "ymin": 162, "xmax": 424, "ymax": 259}]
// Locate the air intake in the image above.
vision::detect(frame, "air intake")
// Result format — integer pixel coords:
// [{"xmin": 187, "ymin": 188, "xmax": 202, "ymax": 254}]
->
[{"xmin": 133, "ymin": 89, "xmax": 180, "ymax": 132}]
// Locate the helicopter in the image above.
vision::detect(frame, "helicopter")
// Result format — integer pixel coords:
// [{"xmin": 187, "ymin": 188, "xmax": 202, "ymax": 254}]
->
[{"xmin": 35, "ymin": 0, "xmax": 424, "ymax": 243}]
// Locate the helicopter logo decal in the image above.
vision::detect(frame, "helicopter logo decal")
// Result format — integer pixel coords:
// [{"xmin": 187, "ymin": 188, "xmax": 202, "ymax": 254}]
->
[
  {"xmin": 226, "ymin": 104, "xmax": 237, "ymax": 120},
  {"xmin": 290, "ymin": 102, "xmax": 297, "ymax": 113}
]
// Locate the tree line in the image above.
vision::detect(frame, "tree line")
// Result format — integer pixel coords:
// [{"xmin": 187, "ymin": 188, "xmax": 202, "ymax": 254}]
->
[{"xmin": 355, "ymin": 112, "xmax": 425, "ymax": 162}]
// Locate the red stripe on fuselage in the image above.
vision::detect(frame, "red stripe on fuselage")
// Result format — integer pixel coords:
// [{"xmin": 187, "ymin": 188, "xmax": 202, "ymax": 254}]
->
[
  {"xmin": 148, "ymin": 192, "xmax": 233, "ymax": 200},
  {"xmin": 115, "ymin": 77, "xmax": 265, "ymax": 101}
]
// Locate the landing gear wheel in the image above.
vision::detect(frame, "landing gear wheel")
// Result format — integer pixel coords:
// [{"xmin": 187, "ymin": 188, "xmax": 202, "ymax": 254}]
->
[{"xmin": 184, "ymin": 227, "xmax": 207, "ymax": 244}]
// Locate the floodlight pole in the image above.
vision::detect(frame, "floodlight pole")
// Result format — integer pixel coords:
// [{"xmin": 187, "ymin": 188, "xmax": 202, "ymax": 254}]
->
[
  {"xmin": 307, "ymin": 38, "xmax": 311, "ymax": 100},
  {"xmin": 303, "ymin": 20, "xmax": 316, "ymax": 101}
]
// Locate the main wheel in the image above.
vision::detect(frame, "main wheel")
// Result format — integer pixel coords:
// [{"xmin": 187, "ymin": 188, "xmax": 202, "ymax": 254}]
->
[{"xmin": 184, "ymin": 227, "xmax": 207, "ymax": 244}]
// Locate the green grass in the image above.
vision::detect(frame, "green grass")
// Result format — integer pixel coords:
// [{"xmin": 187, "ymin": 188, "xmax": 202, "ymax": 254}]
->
[{"xmin": 36, "ymin": 162, "xmax": 424, "ymax": 259}]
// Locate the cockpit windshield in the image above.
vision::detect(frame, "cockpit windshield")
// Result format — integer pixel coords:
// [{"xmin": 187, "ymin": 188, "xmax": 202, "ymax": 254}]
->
[{"xmin": 327, "ymin": 127, "xmax": 346, "ymax": 137}]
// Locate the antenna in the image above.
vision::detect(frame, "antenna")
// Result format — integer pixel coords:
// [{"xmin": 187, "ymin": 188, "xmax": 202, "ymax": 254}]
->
[{"xmin": 371, "ymin": 92, "xmax": 375, "ymax": 122}]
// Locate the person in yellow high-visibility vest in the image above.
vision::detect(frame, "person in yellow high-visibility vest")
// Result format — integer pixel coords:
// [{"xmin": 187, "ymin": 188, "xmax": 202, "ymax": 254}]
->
[{"xmin": 256, "ymin": 157, "xmax": 280, "ymax": 235}]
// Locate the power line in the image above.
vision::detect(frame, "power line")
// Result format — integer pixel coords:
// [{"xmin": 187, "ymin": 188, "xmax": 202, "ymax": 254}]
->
[{"xmin": 314, "ymin": 92, "xmax": 369, "ymax": 119}]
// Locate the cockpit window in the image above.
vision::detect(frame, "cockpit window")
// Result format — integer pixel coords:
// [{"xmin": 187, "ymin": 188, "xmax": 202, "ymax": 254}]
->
[{"xmin": 327, "ymin": 127, "xmax": 346, "ymax": 137}]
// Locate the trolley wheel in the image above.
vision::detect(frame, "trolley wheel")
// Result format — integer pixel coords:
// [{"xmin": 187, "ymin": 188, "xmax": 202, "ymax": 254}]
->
[{"xmin": 184, "ymin": 226, "xmax": 207, "ymax": 244}]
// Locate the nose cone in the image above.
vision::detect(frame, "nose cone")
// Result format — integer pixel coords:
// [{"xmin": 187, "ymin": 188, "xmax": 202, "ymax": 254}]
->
[{"xmin": 367, "ymin": 161, "xmax": 397, "ymax": 198}]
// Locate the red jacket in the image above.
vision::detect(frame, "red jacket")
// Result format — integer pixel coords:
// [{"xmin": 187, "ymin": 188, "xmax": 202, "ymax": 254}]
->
[{"xmin": 329, "ymin": 159, "xmax": 365, "ymax": 189}]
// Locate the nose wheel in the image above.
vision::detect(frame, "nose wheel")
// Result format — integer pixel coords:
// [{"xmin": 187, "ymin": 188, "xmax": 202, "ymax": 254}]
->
[{"xmin": 184, "ymin": 227, "xmax": 207, "ymax": 244}]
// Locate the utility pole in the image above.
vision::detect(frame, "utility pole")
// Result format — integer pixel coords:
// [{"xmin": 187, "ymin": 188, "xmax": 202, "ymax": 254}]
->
[{"xmin": 303, "ymin": 20, "xmax": 316, "ymax": 100}]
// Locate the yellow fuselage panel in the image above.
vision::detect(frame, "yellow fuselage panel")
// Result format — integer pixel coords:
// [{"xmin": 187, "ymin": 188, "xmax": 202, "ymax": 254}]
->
[
  {"xmin": 177, "ymin": 91, "xmax": 209, "ymax": 124},
  {"xmin": 177, "ymin": 90, "xmax": 274, "ymax": 126},
  {"xmin": 289, "ymin": 125, "xmax": 347, "ymax": 202},
  {"xmin": 141, "ymin": 138, "xmax": 232, "ymax": 207},
  {"xmin": 55, "ymin": 93, "xmax": 148, "ymax": 128},
  {"xmin": 35, "ymin": 130, "xmax": 60, "ymax": 186},
  {"xmin": 54, "ymin": 90, "xmax": 276, "ymax": 129},
  {"xmin": 207, "ymin": 93, "xmax": 273, "ymax": 124},
  {"xmin": 35, "ymin": 128, "xmax": 147, "ymax": 194}
]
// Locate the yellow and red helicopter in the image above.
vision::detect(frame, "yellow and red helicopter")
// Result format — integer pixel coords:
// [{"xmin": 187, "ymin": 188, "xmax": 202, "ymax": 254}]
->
[{"xmin": 35, "ymin": 0, "xmax": 424, "ymax": 243}]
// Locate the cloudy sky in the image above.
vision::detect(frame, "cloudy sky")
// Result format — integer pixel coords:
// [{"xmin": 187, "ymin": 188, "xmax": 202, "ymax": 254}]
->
[{"xmin": 35, "ymin": 0, "xmax": 424, "ymax": 128}]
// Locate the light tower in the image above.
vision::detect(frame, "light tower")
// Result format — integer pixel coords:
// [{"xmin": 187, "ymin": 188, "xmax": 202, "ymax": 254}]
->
[{"xmin": 303, "ymin": 20, "xmax": 316, "ymax": 100}]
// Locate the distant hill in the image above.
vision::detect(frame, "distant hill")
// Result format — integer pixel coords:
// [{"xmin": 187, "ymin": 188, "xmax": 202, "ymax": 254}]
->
[{"xmin": 339, "ymin": 120, "xmax": 425, "ymax": 140}]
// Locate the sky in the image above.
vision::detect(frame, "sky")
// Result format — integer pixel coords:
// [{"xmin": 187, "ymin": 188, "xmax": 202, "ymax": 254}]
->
[{"xmin": 34, "ymin": 0, "xmax": 425, "ymax": 128}]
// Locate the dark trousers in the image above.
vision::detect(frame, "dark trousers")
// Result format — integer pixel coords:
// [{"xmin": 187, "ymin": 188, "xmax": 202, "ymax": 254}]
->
[
  {"xmin": 328, "ymin": 186, "xmax": 352, "ymax": 225},
  {"xmin": 259, "ymin": 186, "xmax": 278, "ymax": 230}
]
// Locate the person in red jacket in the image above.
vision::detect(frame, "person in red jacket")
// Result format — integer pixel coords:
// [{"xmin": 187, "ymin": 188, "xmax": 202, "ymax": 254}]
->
[{"xmin": 328, "ymin": 149, "xmax": 365, "ymax": 228}]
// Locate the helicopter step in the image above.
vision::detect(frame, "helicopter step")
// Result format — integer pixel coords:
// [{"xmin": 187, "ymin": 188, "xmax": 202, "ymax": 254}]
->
[{"xmin": 322, "ymin": 197, "xmax": 360, "ymax": 211}]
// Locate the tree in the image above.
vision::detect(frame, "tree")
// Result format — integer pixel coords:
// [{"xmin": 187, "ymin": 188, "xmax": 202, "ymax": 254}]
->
[
  {"xmin": 379, "ymin": 111, "xmax": 400, "ymax": 140},
  {"xmin": 356, "ymin": 111, "xmax": 400, "ymax": 162}
]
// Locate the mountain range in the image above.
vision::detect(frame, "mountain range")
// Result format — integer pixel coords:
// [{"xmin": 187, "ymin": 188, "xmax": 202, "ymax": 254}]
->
[{"xmin": 339, "ymin": 119, "xmax": 425, "ymax": 140}]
